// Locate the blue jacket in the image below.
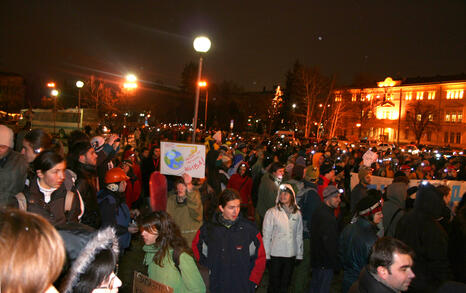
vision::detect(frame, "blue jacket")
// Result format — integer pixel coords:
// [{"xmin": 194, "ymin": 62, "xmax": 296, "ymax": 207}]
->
[
  {"xmin": 97, "ymin": 188, "xmax": 131, "ymax": 251},
  {"xmin": 339, "ymin": 218, "xmax": 378, "ymax": 293},
  {"xmin": 192, "ymin": 212, "xmax": 266, "ymax": 293}
]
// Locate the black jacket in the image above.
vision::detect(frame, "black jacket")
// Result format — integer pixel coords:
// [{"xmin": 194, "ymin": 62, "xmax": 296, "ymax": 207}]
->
[
  {"xmin": 310, "ymin": 201, "xmax": 340, "ymax": 270},
  {"xmin": 74, "ymin": 162, "xmax": 101, "ymax": 229},
  {"xmin": 395, "ymin": 184, "xmax": 449, "ymax": 293},
  {"xmin": 339, "ymin": 218, "xmax": 378, "ymax": 293},
  {"xmin": 349, "ymin": 267, "xmax": 397, "ymax": 293}
]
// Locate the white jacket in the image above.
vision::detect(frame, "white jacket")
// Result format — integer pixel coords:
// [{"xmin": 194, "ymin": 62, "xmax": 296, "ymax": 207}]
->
[{"xmin": 262, "ymin": 184, "xmax": 303, "ymax": 260}]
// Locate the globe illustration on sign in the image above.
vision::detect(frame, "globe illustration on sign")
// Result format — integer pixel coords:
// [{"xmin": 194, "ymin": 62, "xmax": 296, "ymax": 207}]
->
[{"xmin": 164, "ymin": 150, "xmax": 184, "ymax": 170}]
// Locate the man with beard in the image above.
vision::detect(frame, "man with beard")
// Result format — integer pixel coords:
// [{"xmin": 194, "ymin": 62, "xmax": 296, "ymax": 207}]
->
[
  {"xmin": 67, "ymin": 141, "xmax": 101, "ymax": 229},
  {"xmin": 351, "ymin": 166, "xmax": 372, "ymax": 213}
]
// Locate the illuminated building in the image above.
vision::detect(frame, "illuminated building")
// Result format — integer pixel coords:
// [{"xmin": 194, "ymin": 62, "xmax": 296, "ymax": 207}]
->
[{"xmin": 333, "ymin": 74, "xmax": 466, "ymax": 147}]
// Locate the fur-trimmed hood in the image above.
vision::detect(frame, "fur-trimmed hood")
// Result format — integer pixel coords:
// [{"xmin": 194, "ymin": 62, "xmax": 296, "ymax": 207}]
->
[{"xmin": 60, "ymin": 227, "xmax": 119, "ymax": 293}]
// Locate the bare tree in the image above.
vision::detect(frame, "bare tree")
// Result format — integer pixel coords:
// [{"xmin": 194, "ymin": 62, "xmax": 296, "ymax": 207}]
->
[
  {"xmin": 406, "ymin": 101, "xmax": 437, "ymax": 144},
  {"xmin": 82, "ymin": 75, "xmax": 120, "ymax": 115}
]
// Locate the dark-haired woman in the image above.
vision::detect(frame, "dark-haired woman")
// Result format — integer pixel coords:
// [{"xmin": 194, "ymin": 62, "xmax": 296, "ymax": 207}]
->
[
  {"xmin": 24, "ymin": 150, "xmax": 80, "ymax": 226},
  {"xmin": 262, "ymin": 183, "xmax": 303, "ymax": 293},
  {"xmin": 227, "ymin": 161, "xmax": 254, "ymax": 220},
  {"xmin": 139, "ymin": 211, "xmax": 205, "ymax": 293}
]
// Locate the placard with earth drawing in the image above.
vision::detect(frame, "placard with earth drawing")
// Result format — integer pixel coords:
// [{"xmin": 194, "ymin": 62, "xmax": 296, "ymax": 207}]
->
[{"xmin": 160, "ymin": 141, "xmax": 206, "ymax": 178}]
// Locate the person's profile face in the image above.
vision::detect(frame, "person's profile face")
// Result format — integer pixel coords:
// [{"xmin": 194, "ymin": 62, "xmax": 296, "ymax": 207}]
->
[
  {"xmin": 384, "ymin": 252, "xmax": 415, "ymax": 292},
  {"xmin": 141, "ymin": 228, "xmax": 158, "ymax": 245},
  {"xmin": 373, "ymin": 211, "xmax": 383, "ymax": 224},
  {"xmin": 21, "ymin": 140, "xmax": 37, "ymax": 163}
]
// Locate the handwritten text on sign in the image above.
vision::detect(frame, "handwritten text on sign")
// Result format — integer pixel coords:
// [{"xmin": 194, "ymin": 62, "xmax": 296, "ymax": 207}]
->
[
  {"xmin": 133, "ymin": 271, "xmax": 173, "ymax": 293},
  {"xmin": 160, "ymin": 142, "xmax": 206, "ymax": 178}
]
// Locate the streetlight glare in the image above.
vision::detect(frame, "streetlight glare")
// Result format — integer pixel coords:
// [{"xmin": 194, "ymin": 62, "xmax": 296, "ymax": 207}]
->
[
  {"xmin": 51, "ymin": 89, "xmax": 59, "ymax": 96},
  {"xmin": 47, "ymin": 82, "xmax": 56, "ymax": 88},
  {"xmin": 126, "ymin": 74, "xmax": 137, "ymax": 82},
  {"xmin": 76, "ymin": 80, "xmax": 84, "ymax": 88},
  {"xmin": 292, "ymin": 103, "xmax": 297, "ymax": 108},
  {"xmin": 193, "ymin": 36, "xmax": 211, "ymax": 53},
  {"xmin": 198, "ymin": 81, "xmax": 207, "ymax": 87}
]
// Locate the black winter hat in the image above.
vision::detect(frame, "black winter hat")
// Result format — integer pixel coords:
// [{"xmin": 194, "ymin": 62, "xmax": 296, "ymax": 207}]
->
[
  {"xmin": 355, "ymin": 189, "xmax": 382, "ymax": 215},
  {"xmin": 319, "ymin": 161, "xmax": 333, "ymax": 176}
]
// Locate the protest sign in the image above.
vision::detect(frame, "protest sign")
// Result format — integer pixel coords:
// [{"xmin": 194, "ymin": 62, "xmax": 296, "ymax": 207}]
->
[
  {"xmin": 160, "ymin": 142, "xmax": 206, "ymax": 178},
  {"xmin": 350, "ymin": 173, "xmax": 465, "ymax": 203},
  {"xmin": 133, "ymin": 271, "xmax": 173, "ymax": 293}
]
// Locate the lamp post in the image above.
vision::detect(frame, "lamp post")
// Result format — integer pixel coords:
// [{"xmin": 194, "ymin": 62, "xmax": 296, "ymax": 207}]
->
[
  {"xmin": 198, "ymin": 81, "xmax": 208, "ymax": 131},
  {"xmin": 76, "ymin": 80, "xmax": 84, "ymax": 129},
  {"xmin": 51, "ymin": 89, "xmax": 59, "ymax": 134},
  {"xmin": 192, "ymin": 36, "xmax": 211, "ymax": 143},
  {"xmin": 123, "ymin": 74, "xmax": 138, "ymax": 127}
]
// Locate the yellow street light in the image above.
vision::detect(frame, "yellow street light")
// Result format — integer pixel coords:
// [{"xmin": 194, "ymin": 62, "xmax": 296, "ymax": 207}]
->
[
  {"xmin": 193, "ymin": 36, "xmax": 211, "ymax": 53},
  {"xmin": 51, "ymin": 89, "xmax": 59, "ymax": 96},
  {"xmin": 198, "ymin": 81, "xmax": 207, "ymax": 87},
  {"xmin": 124, "ymin": 74, "xmax": 138, "ymax": 89},
  {"xmin": 47, "ymin": 82, "xmax": 56, "ymax": 88}
]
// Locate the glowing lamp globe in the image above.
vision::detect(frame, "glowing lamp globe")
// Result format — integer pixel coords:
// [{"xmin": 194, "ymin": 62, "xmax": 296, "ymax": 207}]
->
[{"xmin": 193, "ymin": 36, "xmax": 211, "ymax": 53}]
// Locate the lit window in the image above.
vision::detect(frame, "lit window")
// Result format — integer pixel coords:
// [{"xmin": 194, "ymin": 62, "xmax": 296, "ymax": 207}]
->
[
  {"xmin": 351, "ymin": 94, "xmax": 357, "ymax": 102},
  {"xmin": 446, "ymin": 89, "xmax": 464, "ymax": 100},
  {"xmin": 445, "ymin": 114, "xmax": 450, "ymax": 122},
  {"xmin": 459, "ymin": 114, "xmax": 463, "ymax": 122},
  {"xmin": 366, "ymin": 94, "xmax": 372, "ymax": 101},
  {"xmin": 452, "ymin": 114, "xmax": 456, "ymax": 122},
  {"xmin": 405, "ymin": 93, "xmax": 412, "ymax": 100},
  {"xmin": 416, "ymin": 114, "xmax": 422, "ymax": 121},
  {"xmin": 416, "ymin": 92, "xmax": 424, "ymax": 100},
  {"xmin": 428, "ymin": 114, "xmax": 433, "ymax": 121},
  {"xmin": 428, "ymin": 91, "xmax": 436, "ymax": 100}
]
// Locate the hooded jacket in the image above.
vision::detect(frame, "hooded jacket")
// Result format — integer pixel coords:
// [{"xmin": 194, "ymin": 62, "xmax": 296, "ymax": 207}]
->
[
  {"xmin": 60, "ymin": 227, "xmax": 119, "ymax": 293},
  {"xmin": 143, "ymin": 245, "xmax": 205, "ymax": 293},
  {"xmin": 257, "ymin": 172, "xmax": 280, "ymax": 219},
  {"xmin": 382, "ymin": 182, "xmax": 407, "ymax": 237},
  {"xmin": 262, "ymin": 184, "xmax": 303, "ymax": 260},
  {"xmin": 339, "ymin": 217, "xmax": 379, "ymax": 293},
  {"xmin": 395, "ymin": 184, "xmax": 449, "ymax": 292}
]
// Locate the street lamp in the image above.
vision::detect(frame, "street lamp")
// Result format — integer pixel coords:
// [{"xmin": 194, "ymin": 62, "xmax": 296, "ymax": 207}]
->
[
  {"xmin": 122, "ymin": 74, "xmax": 138, "ymax": 127},
  {"xmin": 198, "ymin": 81, "xmax": 209, "ymax": 131},
  {"xmin": 192, "ymin": 36, "xmax": 211, "ymax": 143},
  {"xmin": 51, "ymin": 89, "xmax": 59, "ymax": 134},
  {"xmin": 292, "ymin": 103, "xmax": 297, "ymax": 109},
  {"xmin": 76, "ymin": 80, "xmax": 84, "ymax": 128}
]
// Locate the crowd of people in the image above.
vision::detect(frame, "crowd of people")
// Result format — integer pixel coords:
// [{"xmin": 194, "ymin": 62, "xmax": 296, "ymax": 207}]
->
[{"xmin": 0, "ymin": 123, "xmax": 465, "ymax": 293}]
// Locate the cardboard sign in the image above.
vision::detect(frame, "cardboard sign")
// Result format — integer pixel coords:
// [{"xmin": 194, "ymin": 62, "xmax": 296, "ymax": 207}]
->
[
  {"xmin": 160, "ymin": 142, "xmax": 206, "ymax": 178},
  {"xmin": 350, "ymin": 173, "xmax": 465, "ymax": 203},
  {"xmin": 133, "ymin": 271, "xmax": 174, "ymax": 293}
]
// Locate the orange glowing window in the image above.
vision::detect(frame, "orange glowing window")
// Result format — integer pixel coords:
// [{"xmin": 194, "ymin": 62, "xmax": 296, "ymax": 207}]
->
[
  {"xmin": 427, "ymin": 91, "xmax": 436, "ymax": 100},
  {"xmin": 351, "ymin": 94, "xmax": 357, "ymax": 102},
  {"xmin": 447, "ymin": 89, "xmax": 464, "ymax": 99},
  {"xmin": 405, "ymin": 93, "xmax": 412, "ymax": 101},
  {"xmin": 416, "ymin": 92, "xmax": 424, "ymax": 100}
]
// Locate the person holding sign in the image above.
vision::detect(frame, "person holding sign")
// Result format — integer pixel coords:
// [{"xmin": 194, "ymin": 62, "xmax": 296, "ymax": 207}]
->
[
  {"xmin": 139, "ymin": 211, "xmax": 206, "ymax": 293},
  {"xmin": 166, "ymin": 173, "xmax": 203, "ymax": 245}
]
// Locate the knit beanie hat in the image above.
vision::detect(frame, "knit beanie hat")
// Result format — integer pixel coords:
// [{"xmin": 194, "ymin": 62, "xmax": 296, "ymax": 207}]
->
[
  {"xmin": 323, "ymin": 185, "xmax": 340, "ymax": 200},
  {"xmin": 319, "ymin": 161, "xmax": 333, "ymax": 176},
  {"xmin": 0, "ymin": 125, "xmax": 14, "ymax": 148},
  {"xmin": 356, "ymin": 190, "xmax": 383, "ymax": 217}
]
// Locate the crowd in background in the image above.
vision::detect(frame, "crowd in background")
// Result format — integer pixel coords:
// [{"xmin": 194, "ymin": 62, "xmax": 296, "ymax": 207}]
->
[{"xmin": 0, "ymin": 123, "xmax": 465, "ymax": 293}]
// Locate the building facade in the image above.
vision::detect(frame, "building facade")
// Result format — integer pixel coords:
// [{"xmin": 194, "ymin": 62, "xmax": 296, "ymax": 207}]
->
[{"xmin": 333, "ymin": 75, "xmax": 466, "ymax": 148}]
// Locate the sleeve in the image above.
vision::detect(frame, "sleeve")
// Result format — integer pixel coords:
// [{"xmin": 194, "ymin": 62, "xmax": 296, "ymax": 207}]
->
[
  {"xmin": 186, "ymin": 189, "xmax": 203, "ymax": 223},
  {"xmin": 296, "ymin": 212, "xmax": 304, "ymax": 260},
  {"xmin": 262, "ymin": 209, "xmax": 274, "ymax": 259},
  {"xmin": 66, "ymin": 191, "xmax": 81, "ymax": 223},
  {"xmin": 192, "ymin": 226, "xmax": 207, "ymax": 266},
  {"xmin": 179, "ymin": 252, "xmax": 206, "ymax": 293},
  {"xmin": 249, "ymin": 231, "xmax": 266, "ymax": 285},
  {"xmin": 99, "ymin": 197, "xmax": 117, "ymax": 228}
]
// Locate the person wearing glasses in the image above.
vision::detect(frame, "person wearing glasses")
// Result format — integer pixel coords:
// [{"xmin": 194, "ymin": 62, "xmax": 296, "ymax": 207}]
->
[
  {"xmin": 139, "ymin": 211, "xmax": 205, "ymax": 293},
  {"xmin": 339, "ymin": 190, "xmax": 384, "ymax": 293},
  {"xmin": 60, "ymin": 227, "xmax": 122, "ymax": 293}
]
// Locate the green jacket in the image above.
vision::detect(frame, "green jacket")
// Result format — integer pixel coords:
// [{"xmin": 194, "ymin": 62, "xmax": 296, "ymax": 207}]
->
[
  {"xmin": 166, "ymin": 189, "xmax": 203, "ymax": 245},
  {"xmin": 256, "ymin": 173, "xmax": 279, "ymax": 219},
  {"xmin": 143, "ymin": 245, "xmax": 206, "ymax": 293}
]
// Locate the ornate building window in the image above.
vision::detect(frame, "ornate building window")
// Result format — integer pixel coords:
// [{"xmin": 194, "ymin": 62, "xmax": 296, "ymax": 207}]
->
[{"xmin": 446, "ymin": 89, "xmax": 464, "ymax": 99}]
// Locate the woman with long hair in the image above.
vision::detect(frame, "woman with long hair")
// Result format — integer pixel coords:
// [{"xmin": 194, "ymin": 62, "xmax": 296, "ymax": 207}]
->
[
  {"xmin": 262, "ymin": 183, "xmax": 303, "ymax": 293},
  {"xmin": 139, "ymin": 211, "xmax": 205, "ymax": 293},
  {"xmin": 0, "ymin": 208, "xmax": 66, "ymax": 293}
]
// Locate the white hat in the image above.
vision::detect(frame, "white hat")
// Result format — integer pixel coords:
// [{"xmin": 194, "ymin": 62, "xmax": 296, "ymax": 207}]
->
[
  {"xmin": 0, "ymin": 125, "xmax": 14, "ymax": 148},
  {"xmin": 90, "ymin": 136, "xmax": 105, "ymax": 152}
]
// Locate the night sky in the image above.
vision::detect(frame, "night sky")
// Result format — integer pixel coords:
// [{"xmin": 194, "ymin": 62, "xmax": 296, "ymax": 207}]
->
[{"xmin": 1, "ymin": 0, "xmax": 465, "ymax": 92}]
